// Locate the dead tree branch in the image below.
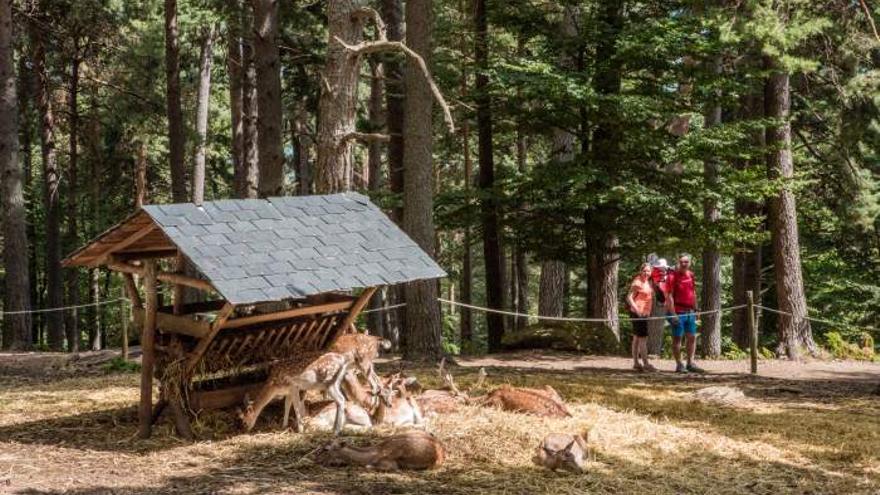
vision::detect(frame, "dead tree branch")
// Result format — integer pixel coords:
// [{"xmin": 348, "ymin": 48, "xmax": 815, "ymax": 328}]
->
[
  {"xmin": 335, "ymin": 36, "xmax": 455, "ymax": 133},
  {"xmin": 351, "ymin": 7, "xmax": 387, "ymax": 41},
  {"xmin": 338, "ymin": 131, "xmax": 391, "ymax": 151}
]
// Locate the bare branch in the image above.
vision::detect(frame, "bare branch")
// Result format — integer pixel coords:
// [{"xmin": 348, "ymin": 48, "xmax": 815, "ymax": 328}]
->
[
  {"xmin": 351, "ymin": 7, "xmax": 387, "ymax": 41},
  {"xmin": 338, "ymin": 131, "xmax": 391, "ymax": 151},
  {"xmin": 860, "ymin": 0, "xmax": 880, "ymax": 43},
  {"xmin": 335, "ymin": 37, "xmax": 456, "ymax": 133}
]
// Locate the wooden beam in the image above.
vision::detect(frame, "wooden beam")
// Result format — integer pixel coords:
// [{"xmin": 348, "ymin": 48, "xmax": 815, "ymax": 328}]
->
[
  {"xmin": 94, "ymin": 223, "xmax": 158, "ymax": 267},
  {"xmin": 138, "ymin": 260, "xmax": 158, "ymax": 439},
  {"xmin": 334, "ymin": 287, "xmax": 376, "ymax": 336},
  {"xmin": 173, "ymin": 254, "xmax": 185, "ymax": 315},
  {"xmin": 122, "ymin": 273, "xmax": 143, "ymax": 309},
  {"xmin": 113, "ymin": 249, "xmax": 179, "ymax": 262},
  {"xmin": 221, "ymin": 300, "xmax": 355, "ymax": 330},
  {"xmin": 156, "ymin": 312, "xmax": 211, "ymax": 339},
  {"xmin": 184, "ymin": 303, "xmax": 236, "ymax": 375},
  {"xmin": 107, "ymin": 260, "xmax": 215, "ymax": 293},
  {"xmin": 158, "ymin": 300, "xmax": 226, "ymax": 315},
  {"xmin": 190, "ymin": 382, "xmax": 265, "ymax": 411}
]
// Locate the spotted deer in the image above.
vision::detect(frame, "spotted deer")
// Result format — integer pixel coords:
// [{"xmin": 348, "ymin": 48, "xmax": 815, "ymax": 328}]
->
[
  {"xmin": 306, "ymin": 400, "xmax": 373, "ymax": 431},
  {"xmin": 319, "ymin": 431, "xmax": 445, "ymax": 470},
  {"xmin": 237, "ymin": 350, "xmax": 352, "ymax": 434},
  {"xmin": 373, "ymin": 373, "xmax": 426, "ymax": 427},
  {"xmin": 532, "ymin": 431, "xmax": 590, "ymax": 473},
  {"xmin": 330, "ymin": 333, "xmax": 391, "ymax": 393},
  {"xmin": 476, "ymin": 384, "xmax": 572, "ymax": 417}
]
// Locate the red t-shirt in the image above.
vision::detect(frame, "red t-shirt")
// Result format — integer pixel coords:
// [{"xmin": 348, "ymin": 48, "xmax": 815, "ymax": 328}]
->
[{"xmin": 666, "ymin": 270, "xmax": 696, "ymax": 312}]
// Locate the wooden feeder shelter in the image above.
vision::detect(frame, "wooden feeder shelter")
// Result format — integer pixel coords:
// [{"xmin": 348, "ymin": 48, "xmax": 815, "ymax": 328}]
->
[{"xmin": 63, "ymin": 193, "xmax": 445, "ymax": 438}]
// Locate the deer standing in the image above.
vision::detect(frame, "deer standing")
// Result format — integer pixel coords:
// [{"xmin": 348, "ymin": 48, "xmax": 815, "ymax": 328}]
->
[
  {"xmin": 330, "ymin": 333, "xmax": 391, "ymax": 393},
  {"xmin": 319, "ymin": 431, "xmax": 445, "ymax": 470},
  {"xmin": 238, "ymin": 350, "xmax": 351, "ymax": 434},
  {"xmin": 532, "ymin": 431, "xmax": 590, "ymax": 473}
]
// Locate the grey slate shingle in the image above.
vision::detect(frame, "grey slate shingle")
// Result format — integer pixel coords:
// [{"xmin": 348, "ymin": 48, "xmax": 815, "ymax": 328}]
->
[{"xmin": 141, "ymin": 192, "xmax": 446, "ymax": 305}]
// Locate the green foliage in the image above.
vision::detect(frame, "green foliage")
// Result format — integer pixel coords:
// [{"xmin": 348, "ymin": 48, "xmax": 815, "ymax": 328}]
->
[
  {"xmin": 822, "ymin": 331, "xmax": 876, "ymax": 361},
  {"xmin": 102, "ymin": 357, "xmax": 141, "ymax": 374},
  {"xmin": 721, "ymin": 336, "xmax": 748, "ymax": 360}
]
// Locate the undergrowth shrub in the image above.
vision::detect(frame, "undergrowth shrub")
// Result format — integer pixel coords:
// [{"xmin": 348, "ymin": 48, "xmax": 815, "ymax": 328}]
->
[
  {"xmin": 823, "ymin": 331, "xmax": 875, "ymax": 360},
  {"xmin": 102, "ymin": 357, "xmax": 141, "ymax": 373},
  {"xmin": 721, "ymin": 336, "xmax": 748, "ymax": 360}
]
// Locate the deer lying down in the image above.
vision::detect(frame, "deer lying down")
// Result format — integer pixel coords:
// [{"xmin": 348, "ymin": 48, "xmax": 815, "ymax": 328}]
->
[
  {"xmin": 306, "ymin": 400, "xmax": 373, "ymax": 431},
  {"xmin": 374, "ymin": 374, "xmax": 426, "ymax": 427},
  {"xmin": 477, "ymin": 385, "xmax": 572, "ymax": 418},
  {"xmin": 532, "ymin": 431, "xmax": 589, "ymax": 473},
  {"xmin": 319, "ymin": 431, "xmax": 445, "ymax": 470}
]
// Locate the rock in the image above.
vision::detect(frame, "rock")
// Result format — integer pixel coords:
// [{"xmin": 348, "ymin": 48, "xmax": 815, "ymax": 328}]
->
[{"xmin": 693, "ymin": 386, "xmax": 747, "ymax": 405}]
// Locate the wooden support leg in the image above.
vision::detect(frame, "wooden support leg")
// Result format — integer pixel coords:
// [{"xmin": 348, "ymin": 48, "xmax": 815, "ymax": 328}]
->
[
  {"xmin": 138, "ymin": 261, "xmax": 157, "ymax": 439},
  {"xmin": 168, "ymin": 395, "xmax": 194, "ymax": 440}
]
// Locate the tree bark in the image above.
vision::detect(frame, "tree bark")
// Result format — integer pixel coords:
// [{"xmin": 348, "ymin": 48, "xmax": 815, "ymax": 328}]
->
[
  {"xmin": 192, "ymin": 25, "xmax": 215, "ymax": 205},
  {"xmin": 587, "ymin": 0, "xmax": 624, "ymax": 339},
  {"xmin": 251, "ymin": 0, "xmax": 284, "ymax": 197},
  {"xmin": 460, "ymin": 118, "xmax": 473, "ymax": 344},
  {"xmin": 366, "ymin": 57, "xmax": 386, "ymax": 337},
  {"xmin": 1, "ymin": 0, "xmax": 31, "ymax": 350},
  {"xmin": 239, "ymin": 7, "xmax": 259, "ymax": 199},
  {"xmin": 314, "ymin": 0, "xmax": 370, "ymax": 193},
  {"xmin": 136, "ymin": 141, "xmax": 147, "ymax": 207},
  {"xmin": 31, "ymin": 17, "xmax": 64, "ymax": 350},
  {"xmin": 700, "ymin": 55, "xmax": 722, "ymax": 358},
  {"xmin": 227, "ymin": 3, "xmax": 244, "ymax": 182},
  {"xmin": 88, "ymin": 267, "xmax": 101, "ymax": 350},
  {"xmin": 64, "ymin": 45, "xmax": 81, "ymax": 353},
  {"xmin": 19, "ymin": 52, "xmax": 39, "ymax": 345},
  {"xmin": 538, "ymin": 261, "xmax": 565, "ymax": 317},
  {"xmin": 382, "ymin": 0, "xmax": 404, "ymax": 222},
  {"xmin": 732, "ymin": 89, "xmax": 764, "ymax": 348},
  {"xmin": 764, "ymin": 57, "xmax": 814, "ymax": 358},
  {"xmin": 474, "ymin": 0, "xmax": 505, "ymax": 351},
  {"xmin": 165, "ymin": 0, "xmax": 187, "ymax": 203},
  {"xmin": 290, "ymin": 112, "xmax": 312, "ymax": 194},
  {"xmin": 401, "ymin": 0, "xmax": 442, "ymax": 361}
]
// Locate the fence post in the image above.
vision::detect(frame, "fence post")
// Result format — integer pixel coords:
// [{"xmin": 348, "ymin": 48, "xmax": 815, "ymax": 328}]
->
[{"xmin": 747, "ymin": 290, "xmax": 757, "ymax": 374}]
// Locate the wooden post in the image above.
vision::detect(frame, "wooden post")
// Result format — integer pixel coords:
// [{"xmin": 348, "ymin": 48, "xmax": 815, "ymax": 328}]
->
[
  {"xmin": 173, "ymin": 254, "xmax": 185, "ymax": 315},
  {"xmin": 121, "ymin": 273, "xmax": 141, "ymax": 362},
  {"xmin": 121, "ymin": 301, "xmax": 129, "ymax": 361},
  {"xmin": 747, "ymin": 290, "xmax": 758, "ymax": 374},
  {"xmin": 336, "ymin": 286, "xmax": 378, "ymax": 338},
  {"xmin": 139, "ymin": 260, "xmax": 158, "ymax": 439}
]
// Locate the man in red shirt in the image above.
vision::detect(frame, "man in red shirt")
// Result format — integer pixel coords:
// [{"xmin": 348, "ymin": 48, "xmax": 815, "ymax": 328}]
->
[{"xmin": 665, "ymin": 254, "xmax": 704, "ymax": 373}]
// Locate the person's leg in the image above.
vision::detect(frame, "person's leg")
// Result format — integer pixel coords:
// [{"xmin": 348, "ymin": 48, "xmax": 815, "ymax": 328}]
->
[
  {"xmin": 684, "ymin": 313, "xmax": 704, "ymax": 372},
  {"xmin": 686, "ymin": 333, "xmax": 697, "ymax": 365},
  {"xmin": 670, "ymin": 314, "xmax": 684, "ymax": 370},
  {"xmin": 632, "ymin": 335, "xmax": 641, "ymax": 369},
  {"xmin": 639, "ymin": 337, "xmax": 653, "ymax": 369}
]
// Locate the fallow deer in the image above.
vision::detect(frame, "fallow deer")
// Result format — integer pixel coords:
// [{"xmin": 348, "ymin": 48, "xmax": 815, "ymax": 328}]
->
[
  {"xmin": 476, "ymin": 385, "xmax": 572, "ymax": 417},
  {"xmin": 330, "ymin": 333, "xmax": 391, "ymax": 393},
  {"xmin": 319, "ymin": 431, "xmax": 445, "ymax": 470},
  {"xmin": 373, "ymin": 373, "xmax": 426, "ymax": 427},
  {"xmin": 238, "ymin": 350, "xmax": 351, "ymax": 434},
  {"xmin": 306, "ymin": 400, "xmax": 373, "ymax": 431},
  {"xmin": 532, "ymin": 431, "xmax": 590, "ymax": 473}
]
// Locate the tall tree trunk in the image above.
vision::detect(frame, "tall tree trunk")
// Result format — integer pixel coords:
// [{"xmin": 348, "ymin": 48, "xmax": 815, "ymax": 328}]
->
[
  {"xmin": 1, "ymin": 0, "xmax": 31, "ymax": 350},
  {"xmin": 136, "ymin": 141, "xmax": 147, "ymax": 207},
  {"xmin": 700, "ymin": 55, "xmax": 722, "ymax": 358},
  {"xmin": 239, "ymin": 8, "xmax": 259, "ymax": 199},
  {"xmin": 88, "ymin": 268, "xmax": 100, "ymax": 350},
  {"xmin": 165, "ymin": 0, "xmax": 187, "ymax": 202},
  {"xmin": 314, "ymin": 0, "xmax": 369, "ymax": 193},
  {"xmin": 382, "ymin": 0, "xmax": 404, "ymax": 223},
  {"xmin": 20, "ymin": 53, "xmax": 39, "ymax": 345},
  {"xmin": 538, "ymin": 262, "xmax": 565, "ymax": 317},
  {"xmin": 290, "ymin": 111, "xmax": 312, "ymax": 194},
  {"xmin": 251, "ymin": 0, "xmax": 284, "ymax": 197},
  {"xmin": 65, "ymin": 47, "xmax": 81, "ymax": 354},
  {"xmin": 227, "ymin": 6, "xmax": 244, "ymax": 191},
  {"xmin": 31, "ymin": 19, "xmax": 64, "ymax": 350},
  {"xmin": 474, "ymin": 0, "xmax": 504, "ymax": 351},
  {"xmin": 366, "ymin": 57, "xmax": 387, "ymax": 337},
  {"xmin": 733, "ymin": 91, "xmax": 764, "ymax": 348},
  {"xmin": 401, "ymin": 0, "xmax": 442, "ymax": 361},
  {"xmin": 192, "ymin": 25, "xmax": 215, "ymax": 205},
  {"xmin": 460, "ymin": 118, "xmax": 473, "ymax": 344},
  {"xmin": 587, "ymin": 0, "xmax": 624, "ymax": 339},
  {"xmin": 513, "ymin": 108, "xmax": 529, "ymax": 330},
  {"xmin": 764, "ymin": 57, "xmax": 814, "ymax": 358}
]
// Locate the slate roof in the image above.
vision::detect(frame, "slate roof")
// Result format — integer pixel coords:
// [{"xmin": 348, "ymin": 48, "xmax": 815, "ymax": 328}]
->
[{"xmin": 139, "ymin": 193, "xmax": 446, "ymax": 305}]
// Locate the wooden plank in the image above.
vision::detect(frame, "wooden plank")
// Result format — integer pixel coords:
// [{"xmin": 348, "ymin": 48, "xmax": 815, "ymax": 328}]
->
[
  {"xmin": 157, "ymin": 300, "xmax": 226, "ymax": 315},
  {"xmin": 190, "ymin": 382, "xmax": 265, "ymax": 411},
  {"xmin": 156, "ymin": 312, "xmax": 211, "ymax": 339},
  {"xmin": 173, "ymin": 254, "xmax": 185, "ymax": 315},
  {"xmin": 305, "ymin": 317, "xmax": 332, "ymax": 350},
  {"xmin": 138, "ymin": 260, "xmax": 158, "ymax": 439},
  {"xmin": 327, "ymin": 287, "xmax": 377, "ymax": 346},
  {"xmin": 113, "ymin": 249, "xmax": 179, "ymax": 262},
  {"xmin": 290, "ymin": 319, "xmax": 317, "ymax": 348},
  {"xmin": 95, "ymin": 223, "xmax": 158, "ymax": 267},
  {"xmin": 221, "ymin": 300, "xmax": 354, "ymax": 330},
  {"xmin": 185, "ymin": 303, "xmax": 236, "ymax": 375}
]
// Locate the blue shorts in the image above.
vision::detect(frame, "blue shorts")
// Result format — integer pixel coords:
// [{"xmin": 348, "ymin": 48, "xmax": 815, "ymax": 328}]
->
[{"xmin": 669, "ymin": 311, "xmax": 697, "ymax": 337}]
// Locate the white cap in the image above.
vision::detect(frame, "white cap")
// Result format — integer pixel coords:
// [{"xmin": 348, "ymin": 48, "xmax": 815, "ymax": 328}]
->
[{"xmin": 653, "ymin": 258, "xmax": 669, "ymax": 270}]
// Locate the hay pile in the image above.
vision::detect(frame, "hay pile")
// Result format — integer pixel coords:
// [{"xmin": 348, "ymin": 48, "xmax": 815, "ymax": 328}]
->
[{"xmin": 1, "ymin": 359, "xmax": 879, "ymax": 494}]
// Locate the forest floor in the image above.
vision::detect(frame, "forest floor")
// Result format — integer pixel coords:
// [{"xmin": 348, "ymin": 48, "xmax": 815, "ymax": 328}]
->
[{"xmin": 0, "ymin": 350, "xmax": 878, "ymax": 494}]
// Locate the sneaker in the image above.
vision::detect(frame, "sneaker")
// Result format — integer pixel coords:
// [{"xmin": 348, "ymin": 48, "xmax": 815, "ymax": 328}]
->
[
  {"xmin": 686, "ymin": 363, "xmax": 705, "ymax": 373},
  {"xmin": 675, "ymin": 362, "xmax": 688, "ymax": 373},
  {"xmin": 643, "ymin": 363, "xmax": 657, "ymax": 372},
  {"xmin": 633, "ymin": 363, "xmax": 644, "ymax": 372}
]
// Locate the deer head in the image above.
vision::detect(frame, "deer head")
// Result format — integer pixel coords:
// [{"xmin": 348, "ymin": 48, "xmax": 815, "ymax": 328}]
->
[{"xmin": 237, "ymin": 394, "xmax": 257, "ymax": 431}]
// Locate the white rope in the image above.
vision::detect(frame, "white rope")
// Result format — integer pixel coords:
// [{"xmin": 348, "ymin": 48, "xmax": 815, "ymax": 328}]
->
[
  {"xmin": 0, "ymin": 297, "xmax": 128, "ymax": 316},
  {"xmin": 756, "ymin": 305, "xmax": 876, "ymax": 331},
  {"xmin": 438, "ymin": 298, "xmax": 747, "ymax": 323},
  {"xmin": 361, "ymin": 303, "xmax": 407, "ymax": 314}
]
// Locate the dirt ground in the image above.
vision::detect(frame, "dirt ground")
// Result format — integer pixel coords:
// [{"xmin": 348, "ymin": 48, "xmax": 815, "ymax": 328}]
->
[{"xmin": 0, "ymin": 350, "xmax": 878, "ymax": 495}]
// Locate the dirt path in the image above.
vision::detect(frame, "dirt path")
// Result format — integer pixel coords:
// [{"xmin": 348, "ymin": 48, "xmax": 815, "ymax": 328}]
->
[{"xmin": 453, "ymin": 351, "xmax": 880, "ymax": 382}]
